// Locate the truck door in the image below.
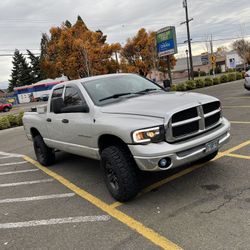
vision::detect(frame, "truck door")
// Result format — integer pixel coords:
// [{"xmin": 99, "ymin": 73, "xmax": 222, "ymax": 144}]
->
[{"xmin": 58, "ymin": 85, "xmax": 95, "ymax": 158}]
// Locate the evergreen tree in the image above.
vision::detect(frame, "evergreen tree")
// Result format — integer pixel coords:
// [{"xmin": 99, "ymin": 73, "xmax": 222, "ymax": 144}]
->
[
  {"xmin": 27, "ymin": 50, "xmax": 42, "ymax": 82},
  {"xmin": 9, "ymin": 49, "xmax": 33, "ymax": 92}
]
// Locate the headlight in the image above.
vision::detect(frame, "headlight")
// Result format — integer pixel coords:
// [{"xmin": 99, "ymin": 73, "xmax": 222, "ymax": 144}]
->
[{"xmin": 132, "ymin": 126, "xmax": 165, "ymax": 144}]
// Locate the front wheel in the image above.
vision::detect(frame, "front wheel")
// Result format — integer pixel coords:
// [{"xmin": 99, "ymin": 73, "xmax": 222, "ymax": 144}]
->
[
  {"xmin": 3, "ymin": 107, "xmax": 10, "ymax": 112},
  {"xmin": 33, "ymin": 135, "xmax": 55, "ymax": 166},
  {"xmin": 101, "ymin": 146, "xmax": 139, "ymax": 202}
]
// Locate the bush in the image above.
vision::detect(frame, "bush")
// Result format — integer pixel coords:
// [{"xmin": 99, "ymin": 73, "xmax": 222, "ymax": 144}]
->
[
  {"xmin": 0, "ymin": 116, "xmax": 11, "ymax": 130},
  {"xmin": 176, "ymin": 83, "xmax": 187, "ymax": 91},
  {"xmin": 213, "ymin": 77, "xmax": 220, "ymax": 85},
  {"xmin": 6, "ymin": 114, "xmax": 18, "ymax": 127},
  {"xmin": 200, "ymin": 71, "xmax": 206, "ymax": 76},
  {"xmin": 227, "ymin": 68, "xmax": 235, "ymax": 73},
  {"xmin": 16, "ymin": 112, "xmax": 24, "ymax": 126},
  {"xmin": 195, "ymin": 79, "xmax": 205, "ymax": 88},
  {"xmin": 170, "ymin": 84, "xmax": 177, "ymax": 91},
  {"xmin": 185, "ymin": 80, "xmax": 196, "ymax": 90},
  {"xmin": 220, "ymin": 74, "xmax": 228, "ymax": 83},
  {"xmin": 228, "ymin": 73, "xmax": 236, "ymax": 82},
  {"xmin": 204, "ymin": 77, "xmax": 213, "ymax": 87},
  {"xmin": 236, "ymin": 72, "xmax": 243, "ymax": 80}
]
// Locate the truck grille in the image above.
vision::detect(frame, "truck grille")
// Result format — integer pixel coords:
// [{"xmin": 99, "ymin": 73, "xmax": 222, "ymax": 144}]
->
[{"xmin": 166, "ymin": 101, "xmax": 221, "ymax": 142}]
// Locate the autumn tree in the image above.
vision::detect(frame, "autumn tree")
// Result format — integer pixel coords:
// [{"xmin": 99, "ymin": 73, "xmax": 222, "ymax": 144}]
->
[
  {"xmin": 120, "ymin": 28, "xmax": 176, "ymax": 75},
  {"xmin": 40, "ymin": 16, "xmax": 121, "ymax": 79},
  {"xmin": 232, "ymin": 39, "xmax": 250, "ymax": 66}
]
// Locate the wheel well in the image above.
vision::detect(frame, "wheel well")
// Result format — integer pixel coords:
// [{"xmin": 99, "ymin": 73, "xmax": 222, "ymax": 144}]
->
[
  {"xmin": 98, "ymin": 134, "xmax": 130, "ymax": 153},
  {"xmin": 30, "ymin": 128, "xmax": 41, "ymax": 138}
]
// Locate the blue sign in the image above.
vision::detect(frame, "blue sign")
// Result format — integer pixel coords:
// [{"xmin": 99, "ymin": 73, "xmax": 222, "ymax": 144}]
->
[{"xmin": 156, "ymin": 26, "xmax": 177, "ymax": 57}]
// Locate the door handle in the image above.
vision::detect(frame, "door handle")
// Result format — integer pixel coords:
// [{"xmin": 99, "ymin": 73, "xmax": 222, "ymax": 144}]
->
[
  {"xmin": 62, "ymin": 119, "xmax": 69, "ymax": 124},
  {"xmin": 46, "ymin": 118, "xmax": 52, "ymax": 122}
]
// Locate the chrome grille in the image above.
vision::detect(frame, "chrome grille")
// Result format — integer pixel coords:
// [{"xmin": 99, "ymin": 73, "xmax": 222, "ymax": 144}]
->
[{"xmin": 166, "ymin": 101, "xmax": 222, "ymax": 142}]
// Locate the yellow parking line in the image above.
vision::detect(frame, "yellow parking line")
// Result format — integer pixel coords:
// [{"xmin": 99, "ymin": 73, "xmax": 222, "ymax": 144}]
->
[
  {"xmin": 225, "ymin": 96, "xmax": 250, "ymax": 99},
  {"xmin": 226, "ymin": 153, "xmax": 250, "ymax": 160},
  {"xmin": 230, "ymin": 121, "xmax": 250, "ymax": 124},
  {"xmin": 110, "ymin": 141, "xmax": 250, "ymax": 208},
  {"xmin": 23, "ymin": 155, "xmax": 182, "ymax": 250}
]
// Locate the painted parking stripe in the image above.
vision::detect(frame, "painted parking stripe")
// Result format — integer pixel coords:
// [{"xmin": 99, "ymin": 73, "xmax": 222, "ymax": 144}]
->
[
  {"xmin": 0, "ymin": 215, "xmax": 110, "ymax": 229},
  {"xmin": 0, "ymin": 156, "xmax": 22, "ymax": 160},
  {"xmin": 230, "ymin": 121, "xmax": 250, "ymax": 124},
  {"xmin": 24, "ymin": 155, "xmax": 182, "ymax": 250},
  {"xmin": 0, "ymin": 151, "xmax": 23, "ymax": 157},
  {"xmin": 0, "ymin": 169, "xmax": 39, "ymax": 176},
  {"xmin": 226, "ymin": 153, "xmax": 250, "ymax": 160},
  {"xmin": 0, "ymin": 161, "xmax": 28, "ymax": 167},
  {"xmin": 223, "ymin": 106, "xmax": 250, "ymax": 108},
  {"xmin": 0, "ymin": 179, "xmax": 53, "ymax": 187},
  {"xmin": 0, "ymin": 193, "xmax": 75, "ymax": 204}
]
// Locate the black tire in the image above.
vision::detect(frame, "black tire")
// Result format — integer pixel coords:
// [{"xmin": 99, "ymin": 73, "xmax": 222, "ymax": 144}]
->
[
  {"xmin": 197, "ymin": 150, "xmax": 218, "ymax": 164},
  {"xmin": 3, "ymin": 107, "xmax": 10, "ymax": 112},
  {"xmin": 101, "ymin": 146, "xmax": 139, "ymax": 202},
  {"xmin": 33, "ymin": 135, "xmax": 55, "ymax": 166}
]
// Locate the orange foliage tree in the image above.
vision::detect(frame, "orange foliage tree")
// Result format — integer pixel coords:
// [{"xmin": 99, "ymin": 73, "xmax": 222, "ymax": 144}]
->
[
  {"xmin": 40, "ymin": 16, "xmax": 121, "ymax": 79},
  {"xmin": 120, "ymin": 28, "xmax": 176, "ymax": 75}
]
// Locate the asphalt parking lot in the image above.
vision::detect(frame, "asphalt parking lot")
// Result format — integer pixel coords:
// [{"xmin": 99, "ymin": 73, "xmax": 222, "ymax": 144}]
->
[{"xmin": 0, "ymin": 79, "xmax": 249, "ymax": 249}]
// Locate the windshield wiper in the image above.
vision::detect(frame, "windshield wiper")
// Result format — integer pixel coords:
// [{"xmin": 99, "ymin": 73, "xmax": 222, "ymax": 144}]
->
[
  {"xmin": 99, "ymin": 92, "xmax": 132, "ymax": 102},
  {"xmin": 134, "ymin": 88, "xmax": 158, "ymax": 94}
]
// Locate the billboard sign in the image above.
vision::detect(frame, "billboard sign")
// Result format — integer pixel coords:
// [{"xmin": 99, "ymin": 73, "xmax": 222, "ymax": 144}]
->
[{"xmin": 156, "ymin": 26, "xmax": 178, "ymax": 57}]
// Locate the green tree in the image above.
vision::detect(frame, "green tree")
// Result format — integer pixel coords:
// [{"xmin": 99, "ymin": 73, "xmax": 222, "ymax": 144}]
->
[
  {"xmin": 27, "ymin": 50, "xmax": 42, "ymax": 82},
  {"xmin": 9, "ymin": 50, "xmax": 33, "ymax": 92}
]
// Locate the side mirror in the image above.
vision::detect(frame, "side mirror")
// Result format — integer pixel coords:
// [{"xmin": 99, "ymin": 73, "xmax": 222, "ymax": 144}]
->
[{"xmin": 51, "ymin": 97, "xmax": 65, "ymax": 114}]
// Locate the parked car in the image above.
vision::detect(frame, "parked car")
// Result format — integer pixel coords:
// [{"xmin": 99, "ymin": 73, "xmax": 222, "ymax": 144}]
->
[
  {"xmin": 40, "ymin": 94, "xmax": 49, "ymax": 102},
  {"xmin": 244, "ymin": 70, "xmax": 250, "ymax": 90},
  {"xmin": 0, "ymin": 102, "xmax": 12, "ymax": 112},
  {"xmin": 23, "ymin": 73, "xmax": 230, "ymax": 201}
]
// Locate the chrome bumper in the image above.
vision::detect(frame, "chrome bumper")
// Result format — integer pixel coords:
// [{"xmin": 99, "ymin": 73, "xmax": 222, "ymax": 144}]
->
[{"xmin": 129, "ymin": 118, "xmax": 230, "ymax": 171}]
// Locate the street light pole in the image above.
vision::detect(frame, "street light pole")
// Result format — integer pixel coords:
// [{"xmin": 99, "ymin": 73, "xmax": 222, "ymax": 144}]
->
[
  {"xmin": 186, "ymin": 49, "xmax": 190, "ymax": 80},
  {"xmin": 183, "ymin": 0, "xmax": 194, "ymax": 80}
]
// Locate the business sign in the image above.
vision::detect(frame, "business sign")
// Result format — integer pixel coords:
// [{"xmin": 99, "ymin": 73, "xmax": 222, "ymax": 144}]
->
[
  {"xmin": 156, "ymin": 26, "xmax": 178, "ymax": 57},
  {"xmin": 229, "ymin": 58, "xmax": 236, "ymax": 68}
]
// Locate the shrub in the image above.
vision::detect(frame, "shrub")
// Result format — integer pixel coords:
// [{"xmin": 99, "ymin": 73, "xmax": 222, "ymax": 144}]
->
[
  {"xmin": 195, "ymin": 79, "xmax": 205, "ymax": 88},
  {"xmin": 220, "ymin": 74, "xmax": 228, "ymax": 83},
  {"xmin": 236, "ymin": 72, "xmax": 243, "ymax": 80},
  {"xmin": 0, "ymin": 116, "xmax": 11, "ymax": 130},
  {"xmin": 16, "ymin": 112, "xmax": 24, "ymax": 126},
  {"xmin": 176, "ymin": 83, "xmax": 187, "ymax": 91},
  {"xmin": 228, "ymin": 73, "xmax": 236, "ymax": 82},
  {"xmin": 6, "ymin": 114, "xmax": 18, "ymax": 127},
  {"xmin": 170, "ymin": 84, "xmax": 177, "ymax": 91},
  {"xmin": 227, "ymin": 68, "xmax": 235, "ymax": 73},
  {"xmin": 204, "ymin": 77, "xmax": 213, "ymax": 87},
  {"xmin": 200, "ymin": 71, "xmax": 206, "ymax": 76},
  {"xmin": 185, "ymin": 80, "xmax": 196, "ymax": 90},
  {"xmin": 193, "ymin": 71, "xmax": 199, "ymax": 77},
  {"xmin": 213, "ymin": 77, "xmax": 220, "ymax": 85}
]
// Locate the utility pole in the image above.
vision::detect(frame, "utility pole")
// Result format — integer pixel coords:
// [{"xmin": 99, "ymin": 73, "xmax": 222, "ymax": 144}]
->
[
  {"xmin": 186, "ymin": 49, "xmax": 190, "ymax": 80},
  {"xmin": 182, "ymin": 0, "xmax": 194, "ymax": 80}
]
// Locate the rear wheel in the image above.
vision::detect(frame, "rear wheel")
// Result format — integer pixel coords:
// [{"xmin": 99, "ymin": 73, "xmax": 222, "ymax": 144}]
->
[
  {"xmin": 3, "ymin": 107, "xmax": 10, "ymax": 112},
  {"xmin": 101, "ymin": 145, "xmax": 139, "ymax": 202},
  {"xmin": 33, "ymin": 135, "xmax": 55, "ymax": 166}
]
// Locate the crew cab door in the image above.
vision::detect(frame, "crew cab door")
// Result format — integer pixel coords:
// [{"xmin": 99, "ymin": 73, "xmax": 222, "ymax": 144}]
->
[{"xmin": 58, "ymin": 85, "xmax": 96, "ymax": 158}]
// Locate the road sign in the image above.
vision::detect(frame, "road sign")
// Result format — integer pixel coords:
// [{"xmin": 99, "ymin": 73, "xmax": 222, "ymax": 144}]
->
[
  {"xmin": 156, "ymin": 26, "xmax": 178, "ymax": 57},
  {"xmin": 210, "ymin": 55, "xmax": 216, "ymax": 64}
]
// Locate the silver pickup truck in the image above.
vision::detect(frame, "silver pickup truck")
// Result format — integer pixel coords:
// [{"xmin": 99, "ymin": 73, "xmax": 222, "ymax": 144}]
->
[{"xmin": 23, "ymin": 73, "xmax": 230, "ymax": 201}]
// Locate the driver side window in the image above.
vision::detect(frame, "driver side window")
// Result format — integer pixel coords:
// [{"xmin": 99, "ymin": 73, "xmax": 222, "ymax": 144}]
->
[{"xmin": 64, "ymin": 87, "xmax": 84, "ymax": 107}]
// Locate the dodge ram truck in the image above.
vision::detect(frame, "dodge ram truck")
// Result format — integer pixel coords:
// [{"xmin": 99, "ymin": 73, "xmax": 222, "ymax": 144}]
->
[{"xmin": 23, "ymin": 73, "xmax": 230, "ymax": 201}]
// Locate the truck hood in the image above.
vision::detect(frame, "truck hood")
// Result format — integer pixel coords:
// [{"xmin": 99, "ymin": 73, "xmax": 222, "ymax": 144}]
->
[{"xmin": 100, "ymin": 91, "xmax": 218, "ymax": 119}]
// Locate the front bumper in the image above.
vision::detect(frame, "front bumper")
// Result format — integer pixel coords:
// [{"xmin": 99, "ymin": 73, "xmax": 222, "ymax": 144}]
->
[{"xmin": 129, "ymin": 117, "xmax": 230, "ymax": 171}]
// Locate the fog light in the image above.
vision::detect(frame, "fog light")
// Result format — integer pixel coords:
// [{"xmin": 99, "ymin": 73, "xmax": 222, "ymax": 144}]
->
[{"xmin": 158, "ymin": 158, "xmax": 171, "ymax": 168}]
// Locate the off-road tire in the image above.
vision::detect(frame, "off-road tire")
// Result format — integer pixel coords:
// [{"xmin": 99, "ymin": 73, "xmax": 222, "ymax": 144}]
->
[
  {"xmin": 33, "ymin": 135, "xmax": 55, "ymax": 166},
  {"xmin": 101, "ymin": 145, "xmax": 139, "ymax": 202}
]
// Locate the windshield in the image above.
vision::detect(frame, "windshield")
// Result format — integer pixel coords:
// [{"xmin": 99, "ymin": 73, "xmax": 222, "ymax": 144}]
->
[{"xmin": 83, "ymin": 74, "xmax": 163, "ymax": 106}]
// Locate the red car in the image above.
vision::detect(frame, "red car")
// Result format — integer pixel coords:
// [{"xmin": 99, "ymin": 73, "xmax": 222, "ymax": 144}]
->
[{"xmin": 0, "ymin": 102, "xmax": 12, "ymax": 112}]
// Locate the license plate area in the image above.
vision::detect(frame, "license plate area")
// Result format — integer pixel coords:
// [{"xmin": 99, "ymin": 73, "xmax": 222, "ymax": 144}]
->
[{"xmin": 205, "ymin": 139, "xmax": 219, "ymax": 153}]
